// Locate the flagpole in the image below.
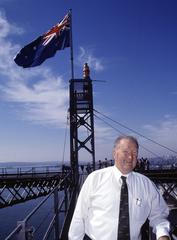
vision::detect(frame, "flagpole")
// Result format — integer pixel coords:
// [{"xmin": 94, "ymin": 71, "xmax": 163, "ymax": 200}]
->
[{"xmin": 69, "ymin": 9, "xmax": 74, "ymax": 79}]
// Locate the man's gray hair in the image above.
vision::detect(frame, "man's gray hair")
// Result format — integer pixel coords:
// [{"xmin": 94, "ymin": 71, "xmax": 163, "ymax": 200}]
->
[{"xmin": 113, "ymin": 135, "xmax": 139, "ymax": 150}]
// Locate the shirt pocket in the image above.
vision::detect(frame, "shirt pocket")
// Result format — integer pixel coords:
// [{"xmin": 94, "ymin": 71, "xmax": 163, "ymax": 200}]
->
[{"xmin": 131, "ymin": 197, "xmax": 150, "ymax": 223}]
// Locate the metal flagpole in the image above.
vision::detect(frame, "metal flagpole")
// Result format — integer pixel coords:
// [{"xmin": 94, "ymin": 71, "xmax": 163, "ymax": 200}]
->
[{"xmin": 69, "ymin": 9, "xmax": 74, "ymax": 79}]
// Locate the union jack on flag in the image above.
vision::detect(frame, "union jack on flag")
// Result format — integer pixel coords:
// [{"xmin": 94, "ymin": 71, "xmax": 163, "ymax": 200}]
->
[{"xmin": 14, "ymin": 12, "xmax": 71, "ymax": 68}]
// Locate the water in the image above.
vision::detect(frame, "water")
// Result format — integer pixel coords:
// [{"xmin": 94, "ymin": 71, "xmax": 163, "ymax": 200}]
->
[
  {"xmin": 0, "ymin": 196, "xmax": 45, "ymax": 239},
  {"xmin": 0, "ymin": 190, "xmax": 66, "ymax": 239},
  {"xmin": 0, "ymin": 162, "xmax": 65, "ymax": 240}
]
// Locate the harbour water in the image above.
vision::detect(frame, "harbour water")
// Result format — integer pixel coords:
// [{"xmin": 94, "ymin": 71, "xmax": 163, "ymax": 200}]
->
[
  {"xmin": 0, "ymin": 196, "xmax": 45, "ymax": 239},
  {"xmin": 0, "ymin": 190, "xmax": 66, "ymax": 239}
]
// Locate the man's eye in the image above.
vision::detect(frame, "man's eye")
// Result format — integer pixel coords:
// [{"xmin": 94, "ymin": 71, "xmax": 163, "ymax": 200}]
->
[
  {"xmin": 123, "ymin": 151, "xmax": 137, "ymax": 156},
  {"xmin": 123, "ymin": 151, "xmax": 129, "ymax": 154}
]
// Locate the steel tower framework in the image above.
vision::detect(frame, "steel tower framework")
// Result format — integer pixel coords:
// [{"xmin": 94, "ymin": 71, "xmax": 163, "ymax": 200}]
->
[{"xmin": 69, "ymin": 63, "xmax": 95, "ymax": 179}]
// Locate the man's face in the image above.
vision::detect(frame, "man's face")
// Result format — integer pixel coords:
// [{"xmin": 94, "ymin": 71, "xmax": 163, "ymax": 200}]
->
[{"xmin": 113, "ymin": 139, "xmax": 138, "ymax": 174}]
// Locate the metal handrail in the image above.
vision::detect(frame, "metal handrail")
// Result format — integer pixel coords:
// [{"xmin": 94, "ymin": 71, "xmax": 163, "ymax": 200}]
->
[
  {"xmin": 42, "ymin": 214, "xmax": 56, "ymax": 240},
  {"xmin": 5, "ymin": 224, "xmax": 22, "ymax": 240},
  {"xmin": 24, "ymin": 172, "xmax": 70, "ymax": 222},
  {"xmin": 42, "ymin": 196, "xmax": 66, "ymax": 240},
  {"xmin": 0, "ymin": 165, "xmax": 62, "ymax": 177},
  {"xmin": 5, "ymin": 171, "xmax": 72, "ymax": 240}
]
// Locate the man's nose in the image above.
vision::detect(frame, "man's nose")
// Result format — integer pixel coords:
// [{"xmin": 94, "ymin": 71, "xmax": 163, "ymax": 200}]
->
[{"xmin": 128, "ymin": 153, "xmax": 133, "ymax": 160}]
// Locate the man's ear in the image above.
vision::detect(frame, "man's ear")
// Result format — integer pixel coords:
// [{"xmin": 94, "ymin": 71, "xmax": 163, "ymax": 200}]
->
[{"xmin": 113, "ymin": 149, "xmax": 116, "ymax": 160}]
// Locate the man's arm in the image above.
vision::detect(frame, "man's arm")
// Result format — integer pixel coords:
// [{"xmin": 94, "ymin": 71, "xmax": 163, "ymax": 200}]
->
[
  {"xmin": 148, "ymin": 182, "xmax": 171, "ymax": 239},
  {"xmin": 68, "ymin": 176, "xmax": 90, "ymax": 240}
]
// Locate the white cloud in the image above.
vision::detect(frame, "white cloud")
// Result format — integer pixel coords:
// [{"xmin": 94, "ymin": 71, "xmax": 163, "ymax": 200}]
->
[
  {"xmin": 0, "ymin": 11, "xmax": 23, "ymax": 38},
  {"xmin": 141, "ymin": 116, "xmax": 177, "ymax": 157},
  {"xmin": 0, "ymin": 10, "xmax": 68, "ymax": 127},
  {"xmin": 93, "ymin": 117, "xmax": 119, "ymax": 160},
  {"xmin": 0, "ymin": 9, "xmax": 111, "ymax": 157},
  {"xmin": 95, "ymin": 123, "xmax": 115, "ymax": 143},
  {"xmin": 94, "ymin": 112, "xmax": 177, "ymax": 159},
  {"xmin": 77, "ymin": 46, "xmax": 104, "ymax": 72}
]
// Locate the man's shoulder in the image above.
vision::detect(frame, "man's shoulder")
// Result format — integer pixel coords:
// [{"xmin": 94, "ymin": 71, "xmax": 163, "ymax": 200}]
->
[
  {"xmin": 87, "ymin": 166, "xmax": 113, "ymax": 181},
  {"xmin": 132, "ymin": 171, "xmax": 154, "ymax": 185},
  {"xmin": 91, "ymin": 166, "xmax": 113, "ymax": 175}
]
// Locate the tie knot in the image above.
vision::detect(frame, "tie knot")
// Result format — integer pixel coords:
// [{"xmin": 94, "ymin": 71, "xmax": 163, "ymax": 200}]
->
[{"xmin": 121, "ymin": 176, "xmax": 127, "ymax": 184}]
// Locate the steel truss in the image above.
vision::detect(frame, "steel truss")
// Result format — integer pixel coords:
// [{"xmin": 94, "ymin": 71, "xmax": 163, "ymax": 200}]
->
[
  {"xmin": 0, "ymin": 172, "xmax": 69, "ymax": 208},
  {"xmin": 144, "ymin": 170, "xmax": 177, "ymax": 205}
]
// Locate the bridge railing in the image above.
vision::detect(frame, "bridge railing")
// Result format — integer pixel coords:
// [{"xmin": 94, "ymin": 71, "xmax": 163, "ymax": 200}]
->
[
  {"xmin": 5, "ymin": 171, "xmax": 74, "ymax": 240},
  {"xmin": 0, "ymin": 165, "xmax": 61, "ymax": 178}
]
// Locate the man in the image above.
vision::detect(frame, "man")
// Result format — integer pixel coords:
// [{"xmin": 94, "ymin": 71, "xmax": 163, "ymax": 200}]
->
[{"xmin": 68, "ymin": 136, "xmax": 170, "ymax": 240}]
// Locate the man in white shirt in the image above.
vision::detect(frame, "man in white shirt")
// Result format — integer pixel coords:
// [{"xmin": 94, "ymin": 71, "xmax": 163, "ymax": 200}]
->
[{"xmin": 68, "ymin": 136, "xmax": 170, "ymax": 240}]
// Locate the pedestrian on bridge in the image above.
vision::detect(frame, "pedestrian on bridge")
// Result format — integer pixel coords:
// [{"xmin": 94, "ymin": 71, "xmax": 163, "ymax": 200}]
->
[{"xmin": 69, "ymin": 135, "xmax": 170, "ymax": 240}]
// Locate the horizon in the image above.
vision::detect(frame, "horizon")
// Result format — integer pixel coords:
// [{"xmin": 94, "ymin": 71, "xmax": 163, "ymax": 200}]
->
[{"xmin": 0, "ymin": 154, "xmax": 176, "ymax": 166}]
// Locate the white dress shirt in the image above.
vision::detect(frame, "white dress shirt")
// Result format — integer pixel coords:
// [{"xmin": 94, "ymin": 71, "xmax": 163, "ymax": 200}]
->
[{"xmin": 68, "ymin": 166, "xmax": 170, "ymax": 240}]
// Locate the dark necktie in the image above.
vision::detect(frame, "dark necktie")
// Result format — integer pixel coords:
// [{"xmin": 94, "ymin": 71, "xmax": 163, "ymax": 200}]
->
[{"xmin": 117, "ymin": 176, "xmax": 130, "ymax": 240}]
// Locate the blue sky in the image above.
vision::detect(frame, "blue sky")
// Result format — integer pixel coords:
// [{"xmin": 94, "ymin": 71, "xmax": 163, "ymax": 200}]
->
[{"xmin": 0, "ymin": 0, "xmax": 177, "ymax": 163}]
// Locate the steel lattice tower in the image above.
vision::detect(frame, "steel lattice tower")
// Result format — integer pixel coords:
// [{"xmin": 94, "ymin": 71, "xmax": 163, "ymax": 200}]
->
[{"xmin": 69, "ymin": 63, "xmax": 95, "ymax": 180}]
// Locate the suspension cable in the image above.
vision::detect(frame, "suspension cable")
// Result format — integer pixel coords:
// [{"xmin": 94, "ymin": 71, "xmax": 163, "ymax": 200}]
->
[
  {"xmin": 94, "ymin": 113, "xmax": 161, "ymax": 158},
  {"xmin": 94, "ymin": 109, "xmax": 177, "ymax": 155}
]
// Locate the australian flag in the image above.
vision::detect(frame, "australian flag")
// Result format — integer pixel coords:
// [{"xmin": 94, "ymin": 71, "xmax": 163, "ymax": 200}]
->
[{"xmin": 14, "ymin": 13, "xmax": 70, "ymax": 68}]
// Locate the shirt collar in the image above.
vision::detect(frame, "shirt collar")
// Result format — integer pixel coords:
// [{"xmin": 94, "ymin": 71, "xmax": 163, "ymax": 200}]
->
[{"xmin": 113, "ymin": 165, "xmax": 132, "ymax": 183}]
